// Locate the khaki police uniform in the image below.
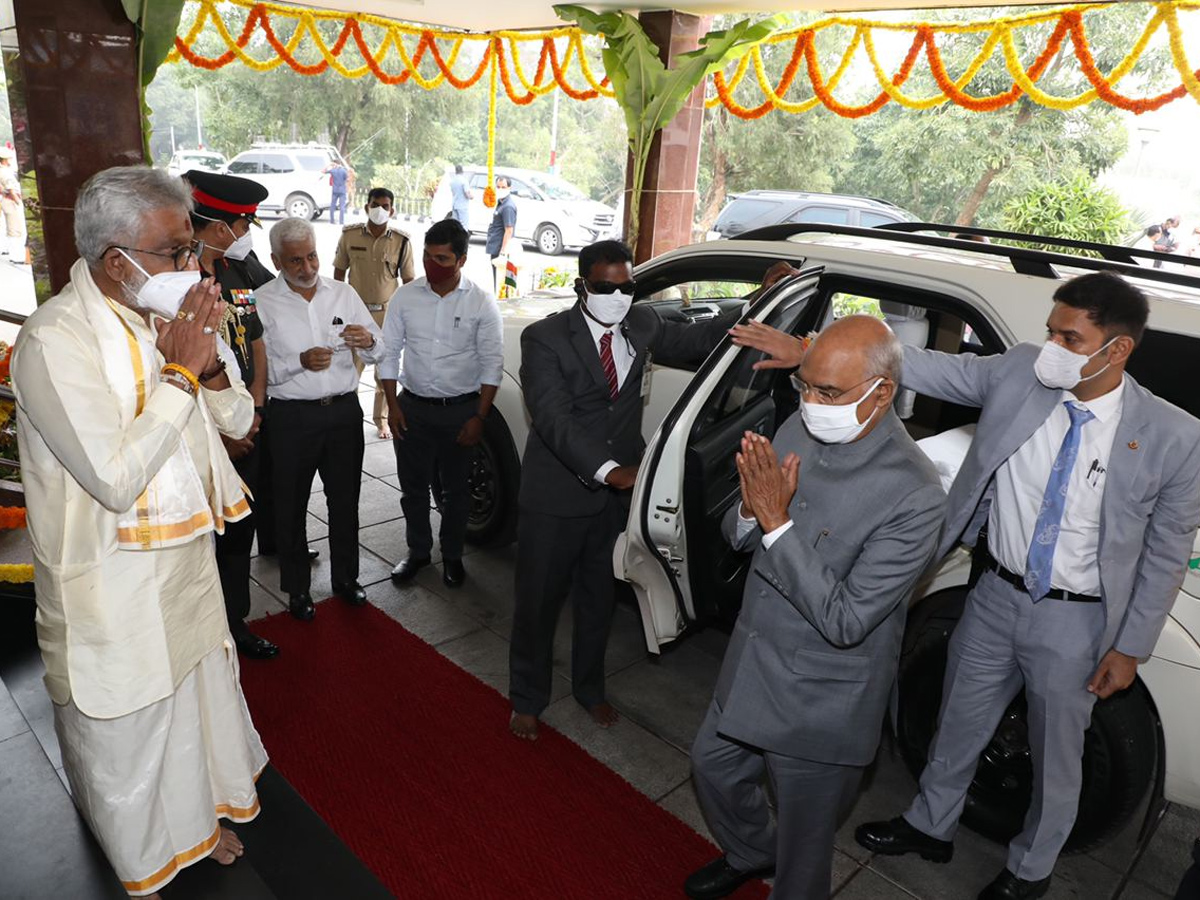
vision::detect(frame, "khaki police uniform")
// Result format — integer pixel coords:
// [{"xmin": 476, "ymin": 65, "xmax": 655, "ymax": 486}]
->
[{"xmin": 333, "ymin": 223, "xmax": 415, "ymax": 429}]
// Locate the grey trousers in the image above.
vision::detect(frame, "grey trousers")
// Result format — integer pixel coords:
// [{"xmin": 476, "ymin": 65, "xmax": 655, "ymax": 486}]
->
[
  {"xmin": 904, "ymin": 569, "xmax": 1104, "ymax": 881},
  {"xmin": 691, "ymin": 699, "xmax": 864, "ymax": 899}
]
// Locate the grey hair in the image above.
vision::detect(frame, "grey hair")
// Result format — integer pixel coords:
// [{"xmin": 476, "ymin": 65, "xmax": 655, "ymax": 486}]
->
[
  {"xmin": 865, "ymin": 321, "xmax": 904, "ymax": 383},
  {"xmin": 74, "ymin": 166, "xmax": 193, "ymax": 267},
  {"xmin": 269, "ymin": 217, "xmax": 316, "ymax": 256}
]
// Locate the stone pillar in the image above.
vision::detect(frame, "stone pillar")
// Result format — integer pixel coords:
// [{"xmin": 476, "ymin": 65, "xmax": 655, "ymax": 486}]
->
[
  {"xmin": 13, "ymin": 0, "xmax": 143, "ymax": 294},
  {"xmin": 624, "ymin": 11, "xmax": 709, "ymax": 264}
]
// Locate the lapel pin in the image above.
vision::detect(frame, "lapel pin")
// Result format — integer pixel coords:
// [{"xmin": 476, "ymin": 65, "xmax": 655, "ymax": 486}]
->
[{"xmin": 1128, "ymin": 440, "xmax": 1139, "ymax": 450}]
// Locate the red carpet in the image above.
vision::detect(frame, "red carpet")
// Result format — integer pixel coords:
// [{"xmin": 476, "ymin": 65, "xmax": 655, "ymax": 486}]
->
[{"xmin": 239, "ymin": 600, "xmax": 769, "ymax": 899}]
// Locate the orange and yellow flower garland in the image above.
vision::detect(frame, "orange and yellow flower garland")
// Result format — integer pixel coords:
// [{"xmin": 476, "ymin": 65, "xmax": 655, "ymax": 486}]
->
[{"xmin": 0, "ymin": 507, "xmax": 32, "ymax": 584}]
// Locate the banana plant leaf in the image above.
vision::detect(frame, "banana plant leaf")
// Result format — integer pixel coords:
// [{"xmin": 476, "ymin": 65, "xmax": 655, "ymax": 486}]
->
[{"xmin": 556, "ymin": 6, "xmax": 780, "ymax": 251}]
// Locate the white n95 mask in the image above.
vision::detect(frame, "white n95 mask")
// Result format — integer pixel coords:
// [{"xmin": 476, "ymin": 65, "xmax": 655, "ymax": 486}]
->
[
  {"xmin": 585, "ymin": 291, "xmax": 633, "ymax": 326},
  {"xmin": 1033, "ymin": 337, "xmax": 1116, "ymax": 390},
  {"xmin": 118, "ymin": 250, "xmax": 201, "ymax": 320},
  {"xmin": 368, "ymin": 207, "xmax": 390, "ymax": 226},
  {"xmin": 222, "ymin": 230, "xmax": 254, "ymax": 261},
  {"xmin": 800, "ymin": 378, "xmax": 883, "ymax": 444}
]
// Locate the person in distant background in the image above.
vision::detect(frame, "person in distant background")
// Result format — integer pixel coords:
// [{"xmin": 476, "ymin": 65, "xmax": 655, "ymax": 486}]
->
[
  {"xmin": 326, "ymin": 160, "xmax": 349, "ymax": 226},
  {"xmin": 486, "ymin": 176, "xmax": 517, "ymax": 294},
  {"xmin": 449, "ymin": 165, "xmax": 473, "ymax": 225},
  {"xmin": 0, "ymin": 146, "xmax": 26, "ymax": 264}
]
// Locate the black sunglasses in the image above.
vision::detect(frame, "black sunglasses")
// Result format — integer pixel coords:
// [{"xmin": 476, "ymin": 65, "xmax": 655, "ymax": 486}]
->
[{"xmin": 585, "ymin": 279, "xmax": 637, "ymax": 295}]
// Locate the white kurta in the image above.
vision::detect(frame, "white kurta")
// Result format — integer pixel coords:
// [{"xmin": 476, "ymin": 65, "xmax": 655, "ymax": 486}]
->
[{"xmin": 11, "ymin": 261, "xmax": 267, "ymax": 895}]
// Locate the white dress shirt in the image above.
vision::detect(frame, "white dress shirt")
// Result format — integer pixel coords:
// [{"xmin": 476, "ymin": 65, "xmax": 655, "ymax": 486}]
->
[
  {"xmin": 256, "ymin": 274, "xmax": 385, "ymax": 401},
  {"xmin": 585, "ymin": 313, "xmax": 636, "ymax": 484},
  {"xmin": 988, "ymin": 377, "xmax": 1126, "ymax": 595},
  {"xmin": 377, "ymin": 275, "xmax": 504, "ymax": 396},
  {"xmin": 736, "ymin": 508, "xmax": 794, "ymax": 548}
]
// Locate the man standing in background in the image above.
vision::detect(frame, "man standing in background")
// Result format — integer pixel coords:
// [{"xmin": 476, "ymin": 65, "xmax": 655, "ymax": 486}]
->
[
  {"xmin": 333, "ymin": 187, "xmax": 415, "ymax": 440},
  {"xmin": 0, "ymin": 147, "xmax": 26, "ymax": 264},
  {"xmin": 449, "ymin": 165, "xmax": 473, "ymax": 225},
  {"xmin": 486, "ymin": 175, "xmax": 517, "ymax": 294},
  {"xmin": 327, "ymin": 159, "xmax": 349, "ymax": 226}
]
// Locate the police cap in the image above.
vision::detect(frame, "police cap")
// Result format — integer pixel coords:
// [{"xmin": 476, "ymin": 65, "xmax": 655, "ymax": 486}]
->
[{"xmin": 185, "ymin": 170, "xmax": 268, "ymax": 227}]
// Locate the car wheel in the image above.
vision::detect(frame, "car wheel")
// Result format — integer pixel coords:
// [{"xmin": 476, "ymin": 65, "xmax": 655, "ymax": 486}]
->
[
  {"xmin": 896, "ymin": 587, "xmax": 1158, "ymax": 854},
  {"xmin": 431, "ymin": 412, "xmax": 520, "ymax": 547},
  {"xmin": 285, "ymin": 193, "xmax": 315, "ymax": 220},
  {"xmin": 535, "ymin": 224, "xmax": 564, "ymax": 256}
]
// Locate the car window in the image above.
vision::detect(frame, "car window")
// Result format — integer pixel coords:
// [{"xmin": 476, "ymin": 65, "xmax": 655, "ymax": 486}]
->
[
  {"xmin": 1125, "ymin": 329, "xmax": 1200, "ymax": 418},
  {"xmin": 260, "ymin": 154, "xmax": 294, "ymax": 174},
  {"xmin": 469, "ymin": 173, "xmax": 488, "ymax": 190},
  {"xmin": 509, "ymin": 179, "xmax": 538, "ymax": 200},
  {"xmin": 831, "ymin": 291, "xmax": 883, "ymax": 319},
  {"xmin": 227, "ymin": 155, "xmax": 261, "ymax": 175},
  {"xmin": 646, "ymin": 278, "xmax": 760, "ymax": 304},
  {"xmin": 295, "ymin": 154, "xmax": 328, "ymax": 172},
  {"xmin": 785, "ymin": 205, "xmax": 850, "ymax": 225},
  {"xmin": 715, "ymin": 198, "xmax": 780, "ymax": 233},
  {"xmin": 860, "ymin": 211, "xmax": 898, "ymax": 228}
]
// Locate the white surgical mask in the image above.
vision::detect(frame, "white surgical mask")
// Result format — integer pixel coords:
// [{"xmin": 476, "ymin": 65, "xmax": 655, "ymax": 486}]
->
[
  {"xmin": 800, "ymin": 377, "xmax": 883, "ymax": 444},
  {"xmin": 1033, "ymin": 337, "xmax": 1117, "ymax": 390},
  {"xmin": 585, "ymin": 291, "xmax": 633, "ymax": 326},
  {"xmin": 367, "ymin": 206, "xmax": 391, "ymax": 226},
  {"xmin": 118, "ymin": 250, "xmax": 200, "ymax": 319},
  {"xmin": 495, "ymin": 187, "xmax": 511, "ymax": 201}
]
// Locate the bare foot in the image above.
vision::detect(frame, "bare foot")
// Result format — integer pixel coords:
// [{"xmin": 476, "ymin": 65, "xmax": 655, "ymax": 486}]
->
[
  {"xmin": 509, "ymin": 711, "xmax": 539, "ymax": 741},
  {"xmin": 588, "ymin": 701, "xmax": 620, "ymax": 728},
  {"xmin": 208, "ymin": 826, "xmax": 245, "ymax": 866}
]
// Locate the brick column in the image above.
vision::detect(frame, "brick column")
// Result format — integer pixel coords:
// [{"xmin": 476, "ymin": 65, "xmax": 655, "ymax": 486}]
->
[
  {"xmin": 13, "ymin": 0, "xmax": 143, "ymax": 294},
  {"xmin": 624, "ymin": 11, "xmax": 709, "ymax": 264}
]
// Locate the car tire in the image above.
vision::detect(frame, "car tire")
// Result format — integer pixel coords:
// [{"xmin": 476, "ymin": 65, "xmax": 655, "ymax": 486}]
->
[
  {"xmin": 285, "ymin": 193, "xmax": 315, "ymax": 220},
  {"xmin": 431, "ymin": 411, "xmax": 520, "ymax": 547},
  {"xmin": 535, "ymin": 224, "xmax": 564, "ymax": 256},
  {"xmin": 896, "ymin": 586, "xmax": 1158, "ymax": 854}
]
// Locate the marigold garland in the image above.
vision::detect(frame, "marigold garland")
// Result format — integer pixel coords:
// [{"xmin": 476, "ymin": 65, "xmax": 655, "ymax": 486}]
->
[
  {"xmin": 0, "ymin": 506, "xmax": 25, "ymax": 530},
  {"xmin": 0, "ymin": 564, "xmax": 33, "ymax": 584},
  {"xmin": 172, "ymin": 0, "xmax": 1199, "ymax": 121}
]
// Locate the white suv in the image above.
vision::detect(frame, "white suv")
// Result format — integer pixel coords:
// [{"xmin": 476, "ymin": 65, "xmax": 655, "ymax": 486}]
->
[
  {"xmin": 460, "ymin": 223, "xmax": 1200, "ymax": 858},
  {"xmin": 430, "ymin": 166, "xmax": 617, "ymax": 255},
  {"xmin": 224, "ymin": 142, "xmax": 349, "ymax": 220}
]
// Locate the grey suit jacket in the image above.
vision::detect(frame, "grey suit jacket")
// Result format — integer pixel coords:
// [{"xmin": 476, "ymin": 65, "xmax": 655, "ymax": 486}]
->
[
  {"xmin": 518, "ymin": 302, "xmax": 738, "ymax": 518},
  {"xmin": 902, "ymin": 343, "xmax": 1200, "ymax": 659},
  {"xmin": 715, "ymin": 412, "xmax": 946, "ymax": 766}
]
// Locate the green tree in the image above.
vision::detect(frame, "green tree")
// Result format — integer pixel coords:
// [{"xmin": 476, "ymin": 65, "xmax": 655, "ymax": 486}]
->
[{"xmin": 1001, "ymin": 172, "xmax": 1131, "ymax": 246}]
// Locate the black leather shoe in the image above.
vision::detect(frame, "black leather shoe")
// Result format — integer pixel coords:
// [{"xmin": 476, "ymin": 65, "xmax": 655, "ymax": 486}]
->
[
  {"xmin": 684, "ymin": 856, "xmax": 771, "ymax": 900},
  {"xmin": 234, "ymin": 632, "xmax": 280, "ymax": 660},
  {"xmin": 308, "ymin": 547, "xmax": 320, "ymax": 562},
  {"xmin": 442, "ymin": 558, "xmax": 465, "ymax": 588},
  {"xmin": 391, "ymin": 555, "xmax": 431, "ymax": 584},
  {"xmin": 288, "ymin": 593, "xmax": 315, "ymax": 621},
  {"xmin": 855, "ymin": 817, "xmax": 954, "ymax": 863},
  {"xmin": 333, "ymin": 581, "xmax": 367, "ymax": 606},
  {"xmin": 977, "ymin": 869, "xmax": 1051, "ymax": 900}
]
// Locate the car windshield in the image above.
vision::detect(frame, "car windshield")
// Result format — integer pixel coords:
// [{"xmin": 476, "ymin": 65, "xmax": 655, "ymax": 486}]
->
[
  {"xmin": 182, "ymin": 153, "xmax": 224, "ymax": 169},
  {"xmin": 296, "ymin": 154, "xmax": 330, "ymax": 171},
  {"xmin": 527, "ymin": 174, "xmax": 586, "ymax": 201}
]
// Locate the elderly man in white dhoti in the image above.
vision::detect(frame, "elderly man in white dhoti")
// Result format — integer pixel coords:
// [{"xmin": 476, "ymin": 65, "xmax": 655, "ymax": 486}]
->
[{"xmin": 10, "ymin": 166, "xmax": 269, "ymax": 898}]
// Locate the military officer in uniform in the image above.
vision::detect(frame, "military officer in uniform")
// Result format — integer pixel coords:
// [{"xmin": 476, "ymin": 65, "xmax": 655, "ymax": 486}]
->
[
  {"xmin": 333, "ymin": 187, "xmax": 415, "ymax": 439},
  {"xmin": 185, "ymin": 170, "xmax": 284, "ymax": 659}
]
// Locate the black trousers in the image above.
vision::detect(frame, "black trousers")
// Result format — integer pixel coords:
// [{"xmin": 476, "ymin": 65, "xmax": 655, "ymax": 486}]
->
[
  {"xmin": 508, "ymin": 496, "xmax": 624, "ymax": 716},
  {"xmin": 269, "ymin": 394, "xmax": 364, "ymax": 596},
  {"xmin": 394, "ymin": 394, "xmax": 475, "ymax": 561},
  {"xmin": 215, "ymin": 436, "xmax": 259, "ymax": 637}
]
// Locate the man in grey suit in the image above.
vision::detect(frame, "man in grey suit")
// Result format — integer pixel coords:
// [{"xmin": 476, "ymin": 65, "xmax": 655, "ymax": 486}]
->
[
  {"xmin": 685, "ymin": 316, "xmax": 947, "ymax": 900},
  {"xmin": 508, "ymin": 240, "xmax": 740, "ymax": 740}
]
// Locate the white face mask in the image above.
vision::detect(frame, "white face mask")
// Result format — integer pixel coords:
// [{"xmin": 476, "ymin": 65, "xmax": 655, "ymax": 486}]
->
[
  {"xmin": 800, "ymin": 377, "xmax": 883, "ymax": 444},
  {"xmin": 367, "ymin": 206, "xmax": 391, "ymax": 226},
  {"xmin": 495, "ymin": 187, "xmax": 511, "ymax": 201},
  {"xmin": 1033, "ymin": 337, "xmax": 1117, "ymax": 390},
  {"xmin": 222, "ymin": 229, "xmax": 254, "ymax": 261},
  {"xmin": 585, "ymin": 291, "xmax": 633, "ymax": 326},
  {"xmin": 118, "ymin": 250, "xmax": 200, "ymax": 319}
]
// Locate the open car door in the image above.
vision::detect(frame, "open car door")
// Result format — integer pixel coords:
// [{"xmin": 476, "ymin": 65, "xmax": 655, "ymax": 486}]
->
[{"xmin": 616, "ymin": 268, "xmax": 826, "ymax": 652}]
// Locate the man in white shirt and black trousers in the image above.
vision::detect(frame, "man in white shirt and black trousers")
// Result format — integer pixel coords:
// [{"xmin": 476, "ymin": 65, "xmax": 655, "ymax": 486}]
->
[
  {"xmin": 381, "ymin": 218, "xmax": 504, "ymax": 588},
  {"xmin": 255, "ymin": 217, "xmax": 385, "ymax": 621}
]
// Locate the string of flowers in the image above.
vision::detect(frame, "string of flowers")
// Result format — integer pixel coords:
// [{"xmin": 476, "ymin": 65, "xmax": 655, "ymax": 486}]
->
[
  {"xmin": 0, "ymin": 508, "xmax": 31, "ymax": 584},
  {"xmin": 710, "ymin": 1, "xmax": 1200, "ymax": 119}
]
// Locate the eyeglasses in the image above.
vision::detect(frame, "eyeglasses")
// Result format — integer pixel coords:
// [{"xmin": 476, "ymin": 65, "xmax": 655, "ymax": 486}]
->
[
  {"xmin": 108, "ymin": 240, "xmax": 204, "ymax": 272},
  {"xmin": 791, "ymin": 373, "xmax": 885, "ymax": 404},
  {"xmin": 586, "ymin": 279, "xmax": 637, "ymax": 295}
]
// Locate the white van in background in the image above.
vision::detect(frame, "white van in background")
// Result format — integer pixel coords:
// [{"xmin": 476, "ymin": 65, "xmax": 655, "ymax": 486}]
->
[{"xmin": 430, "ymin": 165, "xmax": 617, "ymax": 255}]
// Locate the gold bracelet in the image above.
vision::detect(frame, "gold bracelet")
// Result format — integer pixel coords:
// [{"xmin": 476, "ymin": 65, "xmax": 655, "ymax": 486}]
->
[{"xmin": 161, "ymin": 363, "xmax": 200, "ymax": 393}]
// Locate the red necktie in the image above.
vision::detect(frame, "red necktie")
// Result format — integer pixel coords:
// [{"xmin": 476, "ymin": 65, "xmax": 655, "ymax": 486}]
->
[{"xmin": 599, "ymin": 331, "xmax": 619, "ymax": 399}]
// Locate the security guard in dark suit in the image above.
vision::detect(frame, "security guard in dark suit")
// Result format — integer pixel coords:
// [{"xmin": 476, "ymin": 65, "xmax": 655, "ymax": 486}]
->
[{"xmin": 186, "ymin": 170, "xmax": 316, "ymax": 659}]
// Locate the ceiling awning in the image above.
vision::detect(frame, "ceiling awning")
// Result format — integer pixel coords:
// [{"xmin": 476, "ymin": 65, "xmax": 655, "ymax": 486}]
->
[{"xmin": 273, "ymin": 0, "xmax": 1109, "ymax": 36}]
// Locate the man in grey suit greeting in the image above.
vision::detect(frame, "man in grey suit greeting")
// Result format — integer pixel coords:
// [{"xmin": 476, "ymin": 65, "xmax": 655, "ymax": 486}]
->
[
  {"xmin": 685, "ymin": 316, "xmax": 946, "ymax": 900},
  {"xmin": 736, "ymin": 272, "xmax": 1200, "ymax": 899}
]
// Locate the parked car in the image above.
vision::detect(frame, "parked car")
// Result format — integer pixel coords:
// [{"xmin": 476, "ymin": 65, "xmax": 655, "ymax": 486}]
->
[
  {"xmin": 224, "ymin": 142, "xmax": 349, "ymax": 220},
  {"xmin": 461, "ymin": 222, "xmax": 1200, "ymax": 858},
  {"xmin": 707, "ymin": 190, "xmax": 916, "ymax": 240},
  {"xmin": 166, "ymin": 149, "xmax": 227, "ymax": 178},
  {"xmin": 429, "ymin": 166, "xmax": 617, "ymax": 255}
]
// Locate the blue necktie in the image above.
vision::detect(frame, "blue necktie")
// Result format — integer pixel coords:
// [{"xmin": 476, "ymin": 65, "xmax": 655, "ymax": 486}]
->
[{"xmin": 1024, "ymin": 401, "xmax": 1095, "ymax": 601}]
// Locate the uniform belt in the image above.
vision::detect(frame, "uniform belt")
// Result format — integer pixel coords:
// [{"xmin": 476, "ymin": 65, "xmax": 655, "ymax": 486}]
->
[
  {"xmin": 985, "ymin": 549, "xmax": 1101, "ymax": 603},
  {"xmin": 402, "ymin": 391, "xmax": 479, "ymax": 406},
  {"xmin": 365, "ymin": 304, "xmax": 385, "ymax": 312},
  {"xmin": 270, "ymin": 392, "xmax": 356, "ymax": 407}
]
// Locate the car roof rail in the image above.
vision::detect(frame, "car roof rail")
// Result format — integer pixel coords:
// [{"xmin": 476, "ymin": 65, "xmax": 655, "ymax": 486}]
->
[{"xmin": 734, "ymin": 222, "xmax": 1200, "ymax": 291}]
